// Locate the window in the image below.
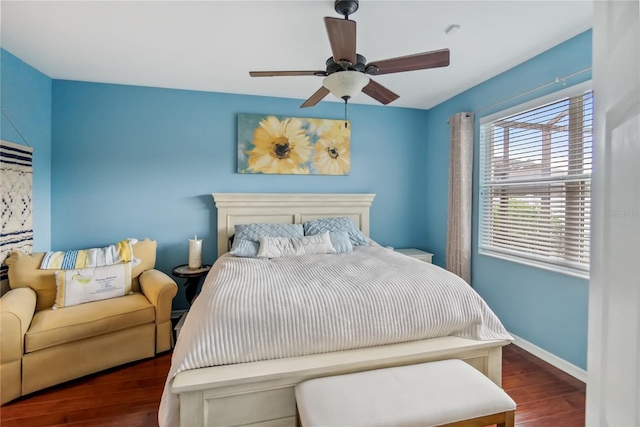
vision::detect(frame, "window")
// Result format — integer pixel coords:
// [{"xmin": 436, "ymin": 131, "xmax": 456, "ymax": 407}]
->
[{"xmin": 479, "ymin": 83, "xmax": 593, "ymax": 278}]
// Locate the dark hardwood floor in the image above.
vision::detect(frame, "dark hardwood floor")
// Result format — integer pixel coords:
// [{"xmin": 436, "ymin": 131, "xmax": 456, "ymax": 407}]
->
[
  {"xmin": 1, "ymin": 344, "xmax": 586, "ymax": 427},
  {"xmin": 0, "ymin": 352, "xmax": 171, "ymax": 427}
]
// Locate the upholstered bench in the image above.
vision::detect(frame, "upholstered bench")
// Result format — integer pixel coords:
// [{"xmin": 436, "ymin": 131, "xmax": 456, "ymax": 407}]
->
[{"xmin": 295, "ymin": 359, "xmax": 516, "ymax": 427}]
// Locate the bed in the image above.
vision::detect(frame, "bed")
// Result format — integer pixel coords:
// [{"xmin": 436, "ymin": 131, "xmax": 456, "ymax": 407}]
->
[{"xmin": 160, "ymin": 193, "xmax": 511, "ymax": 427}]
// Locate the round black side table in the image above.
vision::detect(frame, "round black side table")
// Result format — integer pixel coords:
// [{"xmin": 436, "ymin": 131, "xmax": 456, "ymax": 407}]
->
[{"xmin": 171, "ymin": 264, "xmax": 212, "ymax": 305}]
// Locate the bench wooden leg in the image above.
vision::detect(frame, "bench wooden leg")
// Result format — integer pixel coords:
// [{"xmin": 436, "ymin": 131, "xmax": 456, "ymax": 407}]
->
[
  {"xmin": 437, "ymin": 410, "xmax": 516, "ymax": 427},
  {"xmin": 498, "ymin": 410, "xmax": 515, "ymax": 427}
]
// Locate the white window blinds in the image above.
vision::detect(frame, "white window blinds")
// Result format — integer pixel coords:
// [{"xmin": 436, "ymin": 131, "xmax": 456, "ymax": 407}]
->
[{"xmin": 479, "ymin": 88, "xmax": 593, "ymax": 277}]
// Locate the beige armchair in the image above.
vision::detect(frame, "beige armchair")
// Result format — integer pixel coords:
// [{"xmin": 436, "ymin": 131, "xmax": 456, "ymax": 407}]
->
[{"xmin": 0, "ymin": 239, "xmax": 178, "ymax": 404}]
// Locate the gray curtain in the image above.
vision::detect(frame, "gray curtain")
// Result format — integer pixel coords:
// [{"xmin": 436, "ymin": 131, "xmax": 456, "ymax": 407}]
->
[{"xmin": 446, "ymin": 113, "xmax": 474, "ymax": 284}]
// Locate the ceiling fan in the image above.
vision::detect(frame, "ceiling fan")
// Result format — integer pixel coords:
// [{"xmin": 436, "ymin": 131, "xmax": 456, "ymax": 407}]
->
[{"xmin": 249, "ymin": 0, "xmax": 450, "ymax": 109}]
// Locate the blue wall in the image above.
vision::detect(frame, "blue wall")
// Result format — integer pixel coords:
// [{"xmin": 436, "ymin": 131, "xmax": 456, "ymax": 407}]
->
[
  {"xmin": 423, "ymin": 30, "xmax": 592, "ymax": 369},
  {"xmin": 1, "ymin": 49, "xmax": 52, "ymax": 251},
  {"xmin": 51, "ymin": 81, "xmax": 429, "ymax": 307},
  {"xmin": 7, "ymin": 29, "xmax": 592, "ymax": 366}
]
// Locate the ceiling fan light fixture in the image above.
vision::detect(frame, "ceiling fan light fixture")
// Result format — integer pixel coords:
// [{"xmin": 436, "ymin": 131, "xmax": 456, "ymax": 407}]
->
[{"xmin": 322, "ymin": 71, "xmax": 370, "ymax": 100}]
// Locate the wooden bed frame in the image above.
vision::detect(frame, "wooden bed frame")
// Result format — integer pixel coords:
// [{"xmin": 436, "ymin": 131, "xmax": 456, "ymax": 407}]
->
[{"xmin": 171, "ymin": 193, "xmax": 509, "ymax": 427}]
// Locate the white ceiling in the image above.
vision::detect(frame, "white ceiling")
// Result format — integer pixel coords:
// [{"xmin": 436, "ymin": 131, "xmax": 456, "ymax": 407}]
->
[{"xmin": 1, "ymin": 0, "xmax": 593, "ymax": 110}]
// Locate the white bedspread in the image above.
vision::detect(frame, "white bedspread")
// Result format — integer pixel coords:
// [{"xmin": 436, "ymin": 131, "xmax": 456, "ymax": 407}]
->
[{"xmin": 159, "ymin": 246, "xmax": 512, "ymax": 426}]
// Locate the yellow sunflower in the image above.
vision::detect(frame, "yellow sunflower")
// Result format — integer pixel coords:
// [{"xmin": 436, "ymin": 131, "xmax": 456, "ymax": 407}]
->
[
  {"xmin": 246, "ymin": 116, "xmax": 311, "ymax": 174},
  {"xmin": 313, "ymin": 125, "xmax": 350, "ymax": 175}
]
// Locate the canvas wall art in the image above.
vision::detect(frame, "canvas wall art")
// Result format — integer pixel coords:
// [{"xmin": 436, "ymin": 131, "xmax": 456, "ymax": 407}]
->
[{"xmin": 238, "ymin": 113, "xmax": 350, "ymax": 175}]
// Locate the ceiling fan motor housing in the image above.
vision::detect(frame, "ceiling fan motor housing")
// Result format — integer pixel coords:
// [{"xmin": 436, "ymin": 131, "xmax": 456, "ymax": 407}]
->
[
  {"xmin": 325, "ymin": 54, "xmax": 367, "ymax": 74},
  {"xmin": 334, "ymin": 0, "xmax": 359, "ymax": 18}
]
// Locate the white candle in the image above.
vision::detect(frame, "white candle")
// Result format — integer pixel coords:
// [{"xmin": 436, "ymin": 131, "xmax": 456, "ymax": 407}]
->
[{"xmin": 188, "ymin": 235, "xmax": 202, "ymax": 270}]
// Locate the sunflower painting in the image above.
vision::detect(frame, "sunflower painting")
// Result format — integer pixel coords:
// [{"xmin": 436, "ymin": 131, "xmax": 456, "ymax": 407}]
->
[{"xmin": 238, "ymin": 114, "xmax": 350, "ymax": 175}]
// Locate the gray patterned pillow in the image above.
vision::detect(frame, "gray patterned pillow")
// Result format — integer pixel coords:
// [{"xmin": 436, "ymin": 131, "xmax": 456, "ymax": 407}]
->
[
  {"xmin": 303, "ymin": 217, "xmax": 367, "ymax": 246},
  {"xmin": 229, "ymin": 223, "xmax": 304, "ymax": 257}
]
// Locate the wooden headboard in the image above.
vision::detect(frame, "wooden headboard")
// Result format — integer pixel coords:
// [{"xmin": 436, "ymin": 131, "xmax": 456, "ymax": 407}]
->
[{"xmin": 212, "ymin": 193, "xmax": 376, "ymax": 256}]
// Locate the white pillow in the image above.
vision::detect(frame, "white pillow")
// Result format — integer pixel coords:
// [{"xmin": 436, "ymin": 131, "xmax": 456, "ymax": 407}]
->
[
  {"xmin": 53, "ymin": 262, "xmax": 133, "ymax": 309},
  {"xmin": 257, "ymin": 231, "xmax": 336, "ymax": 258}
]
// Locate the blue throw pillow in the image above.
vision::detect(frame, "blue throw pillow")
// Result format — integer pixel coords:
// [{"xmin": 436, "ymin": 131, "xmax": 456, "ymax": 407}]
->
[
  {"xmin": 229, "ymin": 239, "xmax": 260, "ymax": 257},
  {"xmin": 305, "ymin": 230, "xmax": 353, "ymax": 254},
  {"xmin": 303, "ymin": 217, "xmax": 368, "ymax": 246},
  {"xmin": 229, "ymin": 223, "xmax": 304, "ymax": 257}
]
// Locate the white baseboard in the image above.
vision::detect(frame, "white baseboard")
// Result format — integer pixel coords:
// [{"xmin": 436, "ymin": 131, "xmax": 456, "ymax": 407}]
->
[{"xmin": 509, "ymin": 332, "xmax": 587, "ymax": 383}]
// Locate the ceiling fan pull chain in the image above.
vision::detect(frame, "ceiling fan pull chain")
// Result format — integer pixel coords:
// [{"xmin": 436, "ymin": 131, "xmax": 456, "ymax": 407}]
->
[{"xmin": 344, "ymin": 98, "xmax": 348, "ymax": 128}]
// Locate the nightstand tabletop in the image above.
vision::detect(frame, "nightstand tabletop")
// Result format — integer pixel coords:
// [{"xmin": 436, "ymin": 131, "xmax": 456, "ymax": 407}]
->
[
  {"xmin": 172, "ymin": 264, "xmax": 212, "ymax": 278},
  {"xmin": 395, "ymin": 248, "xmax": 434, "ymax": 264},
  {"xmin": 395, "ymin": 248, "xmax": 433, "ymax": 257}
]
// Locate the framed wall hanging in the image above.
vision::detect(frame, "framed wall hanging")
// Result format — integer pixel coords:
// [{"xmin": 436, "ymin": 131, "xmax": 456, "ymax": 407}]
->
[
  {"xmin": 237, "ymin": 113, "xmax": 350, "ymax": 175},
  {"xmin": 0, "ymin": 140, "xmax": 34, "ymax": 295}
]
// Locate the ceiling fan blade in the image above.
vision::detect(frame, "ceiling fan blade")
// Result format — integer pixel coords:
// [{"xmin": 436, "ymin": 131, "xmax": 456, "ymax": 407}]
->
[
  {"xmin": 301, "ymin": 86, "xmax": 330, "ymax": 108},
  {"xmin": 250, "ymin": 71, "xmax": 326, "ymax": 77},
  {"xmin": 362, "ymin": 79, "xmax": 399, "ymax": 105},
  {"xmin": 324, "ymin": 17, "xmax": 357, "ymax": 64},
  {"xmin": 368, "ymin": 49, "xmax": 450, "ymax": 75}
]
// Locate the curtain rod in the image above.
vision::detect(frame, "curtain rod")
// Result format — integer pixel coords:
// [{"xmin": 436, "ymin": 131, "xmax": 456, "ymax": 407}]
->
[
  {"xmin": 0, "ymin": 107, "xmax": 32, "ymax": 147},
  {"xmin": 474, "ymin": 66, "xmax": 592, "ymax": 115}
]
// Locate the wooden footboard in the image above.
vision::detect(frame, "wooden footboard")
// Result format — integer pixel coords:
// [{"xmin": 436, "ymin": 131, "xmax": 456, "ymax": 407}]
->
[{"xmin": 172, "ymin": 337, "xmax": 509, "ymax": 427}]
